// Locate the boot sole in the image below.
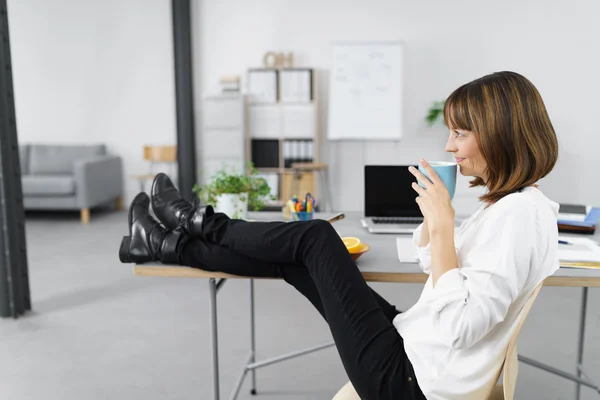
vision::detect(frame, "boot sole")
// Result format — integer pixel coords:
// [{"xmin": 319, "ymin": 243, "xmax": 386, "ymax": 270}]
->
[
  {"xmin": 119, "ymin": 236, "xmax": 132, "ymax": 263},
  {"xmin": 120, "ymin": 193, "xmax": 147, "ymax": 264}
]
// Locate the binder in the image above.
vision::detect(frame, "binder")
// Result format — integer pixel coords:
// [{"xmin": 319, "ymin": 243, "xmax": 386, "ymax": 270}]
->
[
  {"xmin": 299, "ymin": 140, "xmax": 306, "ymax": 162},
  {"xmin": 248, "ymin": 69, "xmax": 278, "ymax": 103},
  {"xmin": 283, "ymin": 141, "xmax": 292, "ymax": 168},
  {"xmin": 251, "ymin": 139, "xmax": 279, "ymax": 168},
  {"xmin": 279, "ymin": 68, "xmax": 313, "ymax": 103}
]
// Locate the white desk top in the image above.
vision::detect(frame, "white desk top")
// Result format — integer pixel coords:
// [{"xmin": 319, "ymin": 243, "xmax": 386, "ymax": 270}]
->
[{"xmin": 134, "ymin": 211, "xmax": 600, "ymax": 287}]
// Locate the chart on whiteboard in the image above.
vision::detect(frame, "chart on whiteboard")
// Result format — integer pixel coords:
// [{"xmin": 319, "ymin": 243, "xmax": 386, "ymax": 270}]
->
[{"xmin": 328, "ymin": 42, "xmax": 403, "ymax": 140}]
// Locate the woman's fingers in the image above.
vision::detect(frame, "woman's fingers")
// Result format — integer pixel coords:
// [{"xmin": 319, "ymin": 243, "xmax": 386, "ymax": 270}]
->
[
  {"xmin": 408, "ymin": 165, "xmax": 433, "ymax": 188},
  {"xmin": 411, "ymin": 182, "xmax": 425, "ymax": 196},
  {"xmin": 418, "ymin": 159, "xmax": 442, "ymax": 184}
]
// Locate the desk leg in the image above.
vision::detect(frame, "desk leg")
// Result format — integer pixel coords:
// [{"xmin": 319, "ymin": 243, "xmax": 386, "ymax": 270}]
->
[
  {"xmin": 576, "ymin": 287, "xmax": 588, "ymax": 400},
  {"xmin": 209, "ymin": 278, "xmax": 220, "ymax": 400},
  {"xmin": 249, "ymin": 279, "xmax": 257, "ymax": 395}
]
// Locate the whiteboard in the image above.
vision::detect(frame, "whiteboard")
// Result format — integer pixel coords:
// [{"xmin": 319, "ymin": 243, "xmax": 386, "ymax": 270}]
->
[{"xmin": 327, "ymin": 41, "xmax": 403, "ymax": 141}]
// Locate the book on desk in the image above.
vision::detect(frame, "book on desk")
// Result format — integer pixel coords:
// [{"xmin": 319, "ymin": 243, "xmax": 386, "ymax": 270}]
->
[{"xmin": 557, "ymin": 203, "xmax": 600, "ymax": 234}]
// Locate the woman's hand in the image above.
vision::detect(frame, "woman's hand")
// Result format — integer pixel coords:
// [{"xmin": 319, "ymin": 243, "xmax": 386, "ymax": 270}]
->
[{"xmin": 409, "ymin": 159, "xmax": 455, "ymax": 235}]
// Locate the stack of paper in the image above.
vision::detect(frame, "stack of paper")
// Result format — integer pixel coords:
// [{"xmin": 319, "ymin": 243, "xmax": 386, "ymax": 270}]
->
[
  {"xmin": 396, "ymin": 234, "xmax": 600, "ymax": 269},
  {"xmin": 396, "ymin": 237, "xmax": 418, "ymax": 263},
  {"xmin": 559, "ymin": 236, "xmax": 600, "ymax": 269}
]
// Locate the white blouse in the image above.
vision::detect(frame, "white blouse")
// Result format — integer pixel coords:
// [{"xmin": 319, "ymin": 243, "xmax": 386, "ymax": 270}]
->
[{"xmin": 392, "ymin": 187, "xmax": 560, "ymax": 399}]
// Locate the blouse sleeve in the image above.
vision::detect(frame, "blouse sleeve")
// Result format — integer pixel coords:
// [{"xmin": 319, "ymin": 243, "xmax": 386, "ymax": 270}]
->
[
  {"xmin": 427, "ymin": 197, "xmax": 536, "ymax": 349},
  {"xmin": 413, "ymin": 222, "xmax": 460, "ymax": 275},
  {"xmin": 413, "ymin": 223, "xmax": 433, "ymax": 274}
]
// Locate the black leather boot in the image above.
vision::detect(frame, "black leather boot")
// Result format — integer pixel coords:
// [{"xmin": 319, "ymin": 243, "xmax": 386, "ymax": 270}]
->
[
  {"xmin": 150, "ymin": 173, "xmax": 214, "ymax": 237},
  {"xmin": 118, "ymin": 192, "xmax": 188, "ymax": 264}
]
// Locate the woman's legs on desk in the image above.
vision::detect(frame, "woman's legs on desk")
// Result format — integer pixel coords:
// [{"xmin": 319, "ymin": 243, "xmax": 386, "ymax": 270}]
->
[
  {"xmin": 179, "ymin": 238, "xmax": 400, "ymax": 323},
  {"xmin": 120, "ymin": 174, "xmax": 426, "ymax": 400},
  {"xmin": 183, "ymin": 213, "xmax": 425, "ymax": 400}
]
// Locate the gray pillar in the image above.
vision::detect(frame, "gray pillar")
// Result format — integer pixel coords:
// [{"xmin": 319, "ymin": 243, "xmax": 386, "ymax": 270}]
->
[
  {"xmin": 0, "ymin": 0, "xmax": 31, "ymax": 318},
  {"xmin": 172, "ymin": 0, "xmax": 197, "ymax": 201}
]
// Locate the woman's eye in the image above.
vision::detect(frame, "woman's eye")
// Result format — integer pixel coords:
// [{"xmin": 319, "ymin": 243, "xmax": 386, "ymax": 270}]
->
[{"xmin": 454, "ymin": 130, "xmax": 463, "ymax": 137}]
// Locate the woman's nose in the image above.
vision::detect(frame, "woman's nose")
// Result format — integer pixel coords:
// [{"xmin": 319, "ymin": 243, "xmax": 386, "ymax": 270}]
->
[{"xmin": 445, "ymin": 138, "xmax": 457, "ymax": 152}]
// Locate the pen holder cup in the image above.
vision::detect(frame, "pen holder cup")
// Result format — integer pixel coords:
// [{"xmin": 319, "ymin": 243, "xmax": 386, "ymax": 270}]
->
[{"xmin": 292, "ymin": 212, "xmax": 314, "ymax": 221}]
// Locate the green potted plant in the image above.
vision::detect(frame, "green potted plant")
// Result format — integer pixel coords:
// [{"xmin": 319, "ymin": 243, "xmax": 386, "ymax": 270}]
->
[
  {"xmin": 425, "ymin": 100, "xmax": 445, "ymax": 126},
  {"xmin": 193, "ymin": 163, "xmax": 275, "ymax": 219}
]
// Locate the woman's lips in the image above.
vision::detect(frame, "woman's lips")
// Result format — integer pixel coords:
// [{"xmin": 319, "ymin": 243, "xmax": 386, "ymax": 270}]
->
[{"xmin": 455, "ymin": 158, "xmax": 465, "ymax": 163}]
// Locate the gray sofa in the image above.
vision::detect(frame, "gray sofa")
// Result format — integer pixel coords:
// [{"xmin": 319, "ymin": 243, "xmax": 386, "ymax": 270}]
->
[{"xmin": 20, "ymin": 144, "xmax": 124, "ymax": 223}]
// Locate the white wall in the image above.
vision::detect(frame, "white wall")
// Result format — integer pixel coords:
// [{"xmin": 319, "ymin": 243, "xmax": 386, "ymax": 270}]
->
[
  {"xmin": 9, "ymin": 0, "xmax": 600, "ymax": 213},
  {"xmin": 196, "ymin": 0, "xmax": 600, "ymax": 214},
  {"xmin": 8, "ymin": 0, "xmax": 177, "ymax": 205}
]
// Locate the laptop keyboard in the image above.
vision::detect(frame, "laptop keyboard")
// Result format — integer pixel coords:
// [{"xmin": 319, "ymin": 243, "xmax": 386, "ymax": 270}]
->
[{"xmin": 372, "ymin": 217, "xmax": 423, "ymax": 224}]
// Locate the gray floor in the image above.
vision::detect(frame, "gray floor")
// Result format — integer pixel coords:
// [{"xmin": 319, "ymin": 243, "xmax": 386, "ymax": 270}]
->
[{"xmin": 0, "ymin": 209, "xmax": 599, "ymax": 400}]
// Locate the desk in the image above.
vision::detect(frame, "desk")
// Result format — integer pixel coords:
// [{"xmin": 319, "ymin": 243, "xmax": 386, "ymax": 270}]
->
[{"xmin": 134, "ymin": 212, "xmax": 600, "ymax": 400}]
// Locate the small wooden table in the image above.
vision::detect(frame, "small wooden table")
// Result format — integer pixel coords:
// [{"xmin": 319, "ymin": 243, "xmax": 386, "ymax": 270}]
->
[{"xmin": 132, "ymin": 173, "xmax": 157, "ymax": 193}]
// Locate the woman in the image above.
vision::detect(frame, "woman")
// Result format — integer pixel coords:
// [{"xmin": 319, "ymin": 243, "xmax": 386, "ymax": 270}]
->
[{"xmin": 119, "ymin": 71, "xmax": 560, "ymax": 400}]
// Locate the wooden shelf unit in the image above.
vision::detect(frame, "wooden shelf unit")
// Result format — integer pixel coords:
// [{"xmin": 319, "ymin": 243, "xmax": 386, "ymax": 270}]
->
[{"xmin": 246, "ymin": 69, "xmax": 320, "ymax": 205}]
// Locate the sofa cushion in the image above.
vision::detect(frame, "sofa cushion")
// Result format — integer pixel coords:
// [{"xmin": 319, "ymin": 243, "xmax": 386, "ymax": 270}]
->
[
  {"xmin": 22, "ymin": 176, "xmax": 76, "ymax": 196},
  {"xmin": 19, "ymin": 145, "xmax": 29, "ymax": 175},
  {"xmin": 29, "ymin": 144, "xmax": 106, "ymax": 175}
]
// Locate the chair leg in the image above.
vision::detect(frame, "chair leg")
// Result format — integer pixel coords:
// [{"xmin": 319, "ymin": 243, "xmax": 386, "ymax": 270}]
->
[
  {"xmin": 115, "ymin": 196, "xmax": 124, "ymax": 211},
  {"xmin": 81, "ymin": 208, "xmax": 90, "ymax": 224}
]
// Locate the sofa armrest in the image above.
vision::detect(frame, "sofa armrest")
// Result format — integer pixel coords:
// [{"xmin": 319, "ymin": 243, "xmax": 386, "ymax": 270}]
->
[{"xmin": 74, "ymin": 155, "xmax": 123, "ymax": 208}]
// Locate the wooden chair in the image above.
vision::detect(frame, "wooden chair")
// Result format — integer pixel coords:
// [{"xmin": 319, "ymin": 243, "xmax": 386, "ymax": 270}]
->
[
  {"xmin": 332, "ymin": 283, "xmax": 544, "ymax": 400},
  {"xmin": 132, "ymin": 145, "xmax": 177, "ymax": 192}
]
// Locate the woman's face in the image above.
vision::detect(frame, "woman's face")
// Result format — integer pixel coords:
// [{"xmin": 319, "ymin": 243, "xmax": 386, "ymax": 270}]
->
[{"xmin": 445, "ymin": 128, "xmax": 488, "ymax": 181}]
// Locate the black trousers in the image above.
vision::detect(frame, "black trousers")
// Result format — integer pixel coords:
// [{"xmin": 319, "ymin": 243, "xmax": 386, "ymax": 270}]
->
[{"xmin": 179, "ymin": 214, "xmax": 426, "ymax": 400}]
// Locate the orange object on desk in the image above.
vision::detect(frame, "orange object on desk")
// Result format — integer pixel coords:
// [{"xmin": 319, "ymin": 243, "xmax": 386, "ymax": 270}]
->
[{"xmin": 350, "ymin": 243, "xmax": 370, "ymax": 261}]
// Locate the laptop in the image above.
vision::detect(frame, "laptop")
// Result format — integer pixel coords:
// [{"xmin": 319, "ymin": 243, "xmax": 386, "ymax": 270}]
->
[{"xmin": 361, "ymin": 165, "xmax": 424, "ymax": 234}]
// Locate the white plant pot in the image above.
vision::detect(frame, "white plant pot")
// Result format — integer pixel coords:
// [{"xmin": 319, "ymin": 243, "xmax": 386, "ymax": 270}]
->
[{"xmin": 215, "ymin": 193, "xmax": 248, "ymax": 219}]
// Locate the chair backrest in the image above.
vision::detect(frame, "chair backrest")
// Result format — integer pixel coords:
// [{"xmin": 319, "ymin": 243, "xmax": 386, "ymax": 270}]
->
[
  {"xmin": 143, "ymin": 145, "xmax": 177, "ymax": 163},
  {"xmin": 332, "ymin": 381, "xmax": 360, "ymax": 400},
  {"xmin": 28, "ymin": 144, "xmax": 106, "ymax": 176},
  {"xmin": 499, "ymin": 282, "xmax": 543, "ymax": 400}
]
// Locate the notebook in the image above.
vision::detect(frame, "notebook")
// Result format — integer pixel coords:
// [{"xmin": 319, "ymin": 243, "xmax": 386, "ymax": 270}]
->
[
  {"xmin": 559, "ymin": 236, "xmax": 600, "ymax": 269},
  {"xmin": 397, "ymin": 235, "xmax": 600, "ymax": 268},
  {"xmin": 396, "ymin": 237, "xmax": 418, "ymax": 263}
]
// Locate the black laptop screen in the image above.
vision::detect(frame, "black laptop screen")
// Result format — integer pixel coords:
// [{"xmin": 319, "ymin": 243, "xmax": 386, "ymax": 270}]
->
[{"xmin": 364, "ymin": 165, "xmax": 423, "ymax": 217}]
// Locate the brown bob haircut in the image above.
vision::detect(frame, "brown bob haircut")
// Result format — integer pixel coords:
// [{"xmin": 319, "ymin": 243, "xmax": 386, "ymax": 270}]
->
[{"xmin": 443, "ymin": 71, "xmax": 558, "ymax": 205}]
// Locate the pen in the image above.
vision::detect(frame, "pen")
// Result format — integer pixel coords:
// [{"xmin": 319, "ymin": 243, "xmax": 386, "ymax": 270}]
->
[
  {"xmin": 327, "ymin": 213, "xmax": 345, "ymax": 224},
  {"xmin": 558, "ymin": 240, "xmax": 571, "ymax": 245},
  {"xmin": 288, "ymin": 200, "xmax": 296, "ymax": 214}
]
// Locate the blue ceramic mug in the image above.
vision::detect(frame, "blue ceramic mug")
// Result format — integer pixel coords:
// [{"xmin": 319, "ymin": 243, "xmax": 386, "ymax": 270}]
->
[{"xmin": 418, "ymin": 161, "xmax": 457, "ymax": 200}]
